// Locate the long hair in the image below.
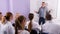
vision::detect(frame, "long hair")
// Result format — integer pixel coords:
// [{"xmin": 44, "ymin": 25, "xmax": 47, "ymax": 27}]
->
[
  {"xmin": 15, "ymin": 16, "xmax": 26, "ymax": 34},
  {"xmin": 28, "ymin": 13, "xmax": 34, "ymax": 32}
]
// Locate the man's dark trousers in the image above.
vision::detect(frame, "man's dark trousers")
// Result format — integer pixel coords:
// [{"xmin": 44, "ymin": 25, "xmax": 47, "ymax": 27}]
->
[{"xmin": 39, "ymin": 17, "xmax": 45, "ymax": 25}]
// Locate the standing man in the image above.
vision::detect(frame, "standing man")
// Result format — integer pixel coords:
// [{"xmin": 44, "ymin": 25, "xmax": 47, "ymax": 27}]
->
[{"xmin": 35, "ymin": 2, "xmax": 48, "ymax": 25}]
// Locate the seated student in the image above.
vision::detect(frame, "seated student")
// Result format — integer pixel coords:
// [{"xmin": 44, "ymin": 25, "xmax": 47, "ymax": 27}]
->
[
  {"xmin": 5, "ymin": 12, "xmax": 15, "ymax": 34},
  {"xmin": 42, "ymin": 14, "xmax": 60, "ymax": 34},
  {"xmin": 5, "ymin": 12, "xmax": 15, "ymax": 27},
  {"xmin": 25, "ymin": 13, "xmax": 40, "ymax": 34},
  {"xmin": 25, "ymin": 13, "xmax": 40, "ymax": 29},
  {"xmin": 0, "ymin": 16, "xmax": 15, "ymax": 34},
  {"xmin": 5, "ymin": 12, "xmax": 13, "ymax": 25},
  {"xmin": 42, "ymin": 22, "xmax": 60, "ymax": 34},
  {"xmin": 15, "ymin": 16, "xmax": 30, "ymax": 34},
  {"xmin": 45, "ymin": 10, "xmax": 52, "ymax": 24},
  {"xmin": 0, "ymin": 16, "xmax": 7, "ymax": 34},
  {"xmin": 46, "ymin": 10, "xmax": 52, "ymax": 21},
  {"xmin": 0, "ymin": 16, "xmax": 14, "ymax": 34}
]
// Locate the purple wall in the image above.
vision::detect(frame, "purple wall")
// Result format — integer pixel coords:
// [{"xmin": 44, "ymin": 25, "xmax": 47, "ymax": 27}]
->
[
  {"xmin": 12, "ymin": 0, "xmax": 30, "ymax": 20},
  {"xmin": 0, "ymin": 0, "xmax": 30, "ymax": 20},
  {"xmin": 0, "ymin": 0, "xmax": 9, "ymax": 15}
]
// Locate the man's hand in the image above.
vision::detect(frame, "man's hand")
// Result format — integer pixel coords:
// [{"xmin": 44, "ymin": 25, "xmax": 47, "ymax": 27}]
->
[
  {"xmin": 34, "ymin": 11, "xmax": 39, "ymax": 14},
  {"xmin": 34, "ymin": 11, "xmax": 38, "ymax": 13}
]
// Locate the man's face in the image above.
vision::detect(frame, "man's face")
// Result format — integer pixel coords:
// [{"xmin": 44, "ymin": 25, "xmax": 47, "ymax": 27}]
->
[{"xmin": 42, "ymin": 2, "xmax": 46, "ymax": 7}]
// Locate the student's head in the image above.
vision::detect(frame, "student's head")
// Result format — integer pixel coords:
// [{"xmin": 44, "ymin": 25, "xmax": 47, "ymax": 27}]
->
[
  {"xmin": 42, "ymin": 2, "xmax": 46, "ymax": 7},
  {"xmin": 28, "ymin": 13, "xmax": 34, "ymax": 32},
  {"xmin": 17, "ymin": 16, "xmax": 26, "ymax": 26},
  {"xmin": 0, "ymin": 12, "xmax": 2, "ymax": 20},
  {"xmin": 1, "ymin": 16, "xmax": 6, "ymax": 24},
  {"xmin": 15, "ymin": 13, "xmax": 20, "ymax": 19},
  {"xmin": 15, "ymin": 16, "xmax": 26, "ymax": 34},
  {"xmin": 15, "ymin": 15, "xmax": 26, "ymax": 29},
  {"xmin": 5, "ymin": 12, "xmax": 13, "ymax": 21},
  {"xmin": 28, "ymin": 13, "xmax": 34, "ymax": 21}
]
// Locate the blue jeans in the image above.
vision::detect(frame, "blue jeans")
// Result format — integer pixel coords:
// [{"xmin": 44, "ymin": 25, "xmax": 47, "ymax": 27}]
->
[{"xmin": 39, "ymin": 17, "xmax": 45, "ymax": 25}]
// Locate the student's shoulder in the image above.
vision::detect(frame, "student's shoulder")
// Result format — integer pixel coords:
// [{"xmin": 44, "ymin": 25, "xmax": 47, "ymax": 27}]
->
[
  {"xmin": 6, "ymin": 21, "xmax": 12, "ymax": 25},
  {"xmin": 33, "ymin": 21, "xmax": 38, "ymax": 23},
  {"xmin": 23, "ymin": 30, "xmax": 30, "ymax": 34},
  {"xmin": 19, "ymin": 30, "xmax": 30, "ymax": 34}
]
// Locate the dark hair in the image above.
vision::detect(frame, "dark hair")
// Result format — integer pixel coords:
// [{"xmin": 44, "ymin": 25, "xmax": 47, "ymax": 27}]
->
[
  {"xmin": 46, "ymin": 11, "xmax": 52, "ymax": 20},
  {"xmin": 0, "ymin": 12, "xmax": 2, "ymax": 20},
  {"xmin": 28, "ymin": 13, "xmax": 34, "ymax": 32},
  {"xmin": 42, "ymin": 2, "xmax": 45, "ymax": 3},
  {"xmin": 30, "ymin": 30, "xmax": 37, "ymax": 34},
  {"xmin": 5, "ymin": 12, "xmax": 13, "ymax": 21},
  {"xmin": 15, "ymin": 15, "xmax": 26, "ymax": 34},
  {"xmin": 0, "ymin": 12, "xmax": 2, "ymax": 14},
  {"xmin": 28, "ymin": 13, "xmax": 34, "ymax": 21}
]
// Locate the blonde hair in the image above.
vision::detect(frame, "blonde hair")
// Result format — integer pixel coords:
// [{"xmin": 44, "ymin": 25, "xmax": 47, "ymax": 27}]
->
[{"xmin": 15, "ymin": 16, "xmax": 26, "ymax": 34}]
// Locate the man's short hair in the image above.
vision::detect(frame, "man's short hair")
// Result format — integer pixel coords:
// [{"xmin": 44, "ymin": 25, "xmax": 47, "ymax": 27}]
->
[{"xmin": 42, "ymin": 2, "xmax": 45, "ymax": 3}]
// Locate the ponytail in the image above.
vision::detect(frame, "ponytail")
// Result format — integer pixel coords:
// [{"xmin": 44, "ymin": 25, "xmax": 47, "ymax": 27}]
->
[
  {"xmin": 28, "ymin": 13, "xmax": 34, "ymax": 32},
  {"xmin": 28, "ymin": 20, "xmax": 32, "ymax": 32},
  {"xmin": 15, "ymin": 16, "xmax": 25, "ymax": 34}
]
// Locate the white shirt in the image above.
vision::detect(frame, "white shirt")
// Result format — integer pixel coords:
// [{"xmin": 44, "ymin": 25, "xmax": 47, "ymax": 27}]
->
[
  {"xmin": 0, "ymin": 21, "xmax": 9, "ymax": 34},
  {"xmin": 18, "ymin": 30, "xmax": 30, "ymax": 34},
  {"xmin": 6, "ymin": 21, "xmax": 15, "ymax": 34},
  {"xmin": 25, "ymin": 20, "xmax": 40, "ymax": 30},
  {"xmin": 0, "ymin": 21, "xmax": 15, "ymax": 34},
  {"xmin": 42, "ymin": 21, "xmax": 60, "ymax": 34},
  {"xmin": 0, "ymin": 22, "xmax": 4, "ymax": 34}
]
